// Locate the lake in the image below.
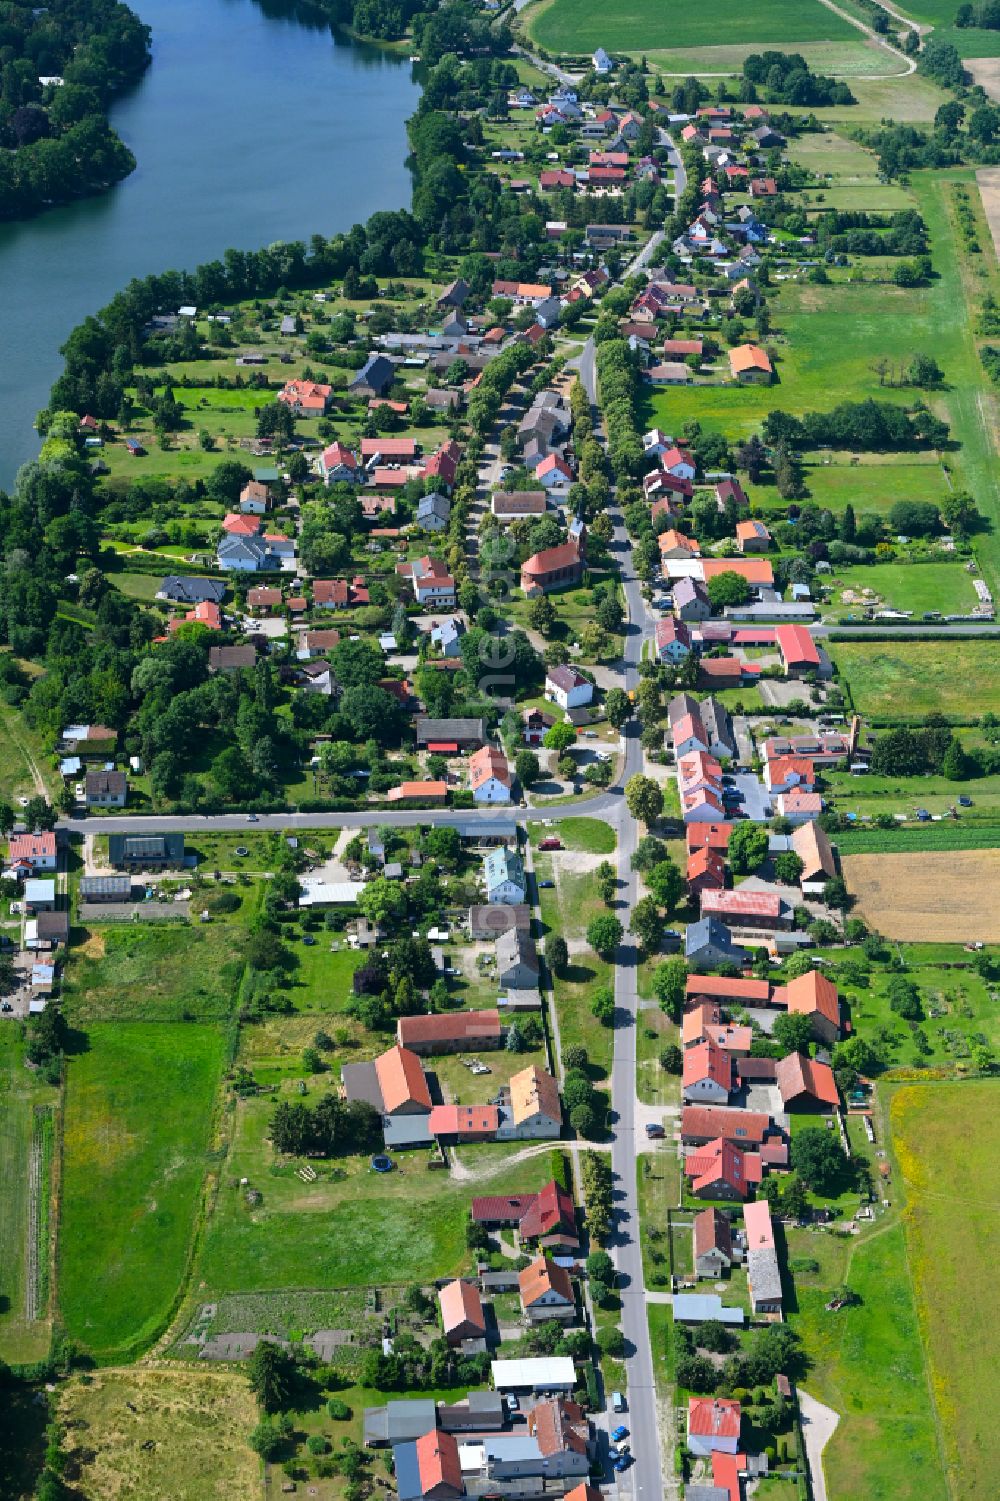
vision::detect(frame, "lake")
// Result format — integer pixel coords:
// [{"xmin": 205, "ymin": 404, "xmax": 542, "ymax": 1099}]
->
[{"xmin": 0, "ymin": 0, "xmax": 420, "ymax": 485}]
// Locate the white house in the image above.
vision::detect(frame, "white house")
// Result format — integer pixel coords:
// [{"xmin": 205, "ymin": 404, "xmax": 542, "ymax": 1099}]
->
[
  {"xmin": 545, "ymin": 665, "xmax": 593, "ymax": 712},
  {"xmin": 484, "ymin": 847, "xmax": 526, "ymax": 905},
  {"xmin": 642, "ymin": 428, "xmax": 671, "ymax": 459},
  {"xmin": 469, "ymin": 746, "xmax": 513, "ymax": 805},
  {"xmin": 536, "ymin": 454, "xmax": 574, "ymax": 490},
  {"xmin": 655, "ymin": 617, "xmax": 692, "ymax": 664},
  {"xmin": 592, "ymin": 47, "xmax": 613, "ymax": 74},
  {"xmin": 417, "ymin": 492, "xmax": 451, "ymax": 531}
]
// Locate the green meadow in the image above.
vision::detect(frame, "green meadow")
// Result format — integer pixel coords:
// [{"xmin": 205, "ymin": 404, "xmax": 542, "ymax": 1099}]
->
[
  {"xmin": 58, "ymin": 1023, "xmax": 227, "ymax": 1361},
  {"xmin": 526, "ymin": 0, "xmax": 856, "ymax": 54}
]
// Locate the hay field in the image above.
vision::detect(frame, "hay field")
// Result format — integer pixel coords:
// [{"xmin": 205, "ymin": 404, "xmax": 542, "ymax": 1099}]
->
[
  {"xmin": 891, "ymin": 1081, "xmax": 1000, "ymax": 1500},
  {"xmin": 843, "ymin": 849, "xmax": 1000, "ymax": 941},
  {"xmin": 57, "ymin": 1367, "xmax": 259, "ymax": 1500}
]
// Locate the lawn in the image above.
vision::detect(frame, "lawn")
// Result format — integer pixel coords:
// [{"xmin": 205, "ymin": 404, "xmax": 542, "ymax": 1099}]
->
[
  {"xmin": 287, "ymin": 943, "xmax": 365, "ymax": 1013},
  {"xmin": 636, "ymin": 1149, "xmax": 679, "ymax": 1291},
  {"xmin": 750, "ymin": 454, "xmax": 950, "ymax": 516},
  {"xmin": 528, "ymin": 816, "xmax": 617, "ymax": 854},
  {"xmin": 535, "ymin": 856, "xmax": 615, "ymax": 1078},
  {"xmin": 58, "ymin": 1023, "xmax": 227, "ymax": 1361},
  {"xmin": 891, "ymin": 1079, "xmax": 1000, "ymax": 1500},
  {"xmin": 0, "ymin": 696, "xmax": 54, "ymax": 804},
  {"xmin": 828, "ymin": 639, "xmax": 1000, "ymax": 722},
  {"xmin": 635, "ymin": 1007, "xmax": 680, "ymax": 1107},
  {"xmin": 787, "ymin": 1217, "xmax": 946, "ymax": 1501},
  {"xmin": 526, "ymin": 0, "xmax": 857, "ymax": 53},
  {"xmin": 0, "ymin": 1029, "xmax": 58, "ymax": 1365},
  {"xmin": 57, "ymin": 1367, "xmax": 259, "ymax": 1501},
  {"xmin": 825, "ymin": 766, "xmax": 1000, "ymax": 821},
  {"xmin": 193, "ymin": 1086, "xmax": 554, "ymax": 1294},
  {"xmin": 828, "ymin": 561, "xmax": 978, "ymax": 616},
  {"xmin": 62, "ymin": 921, "xmax": 248, "ymax": 1022}
]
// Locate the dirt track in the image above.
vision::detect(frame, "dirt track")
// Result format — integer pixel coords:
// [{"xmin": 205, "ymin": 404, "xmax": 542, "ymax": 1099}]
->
[{"xmin": 977, "ymin": 165, "xmax": 1000, "ymax": 264}]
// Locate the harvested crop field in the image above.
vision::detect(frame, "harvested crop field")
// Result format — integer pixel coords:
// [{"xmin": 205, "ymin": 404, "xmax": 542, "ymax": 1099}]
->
[
  {"xmin": 843, "ymin": 849, "xmax": 1000, "ymax": 941},
  {"xmin": 57, "ymin": 1367, "xmax": 259, "ymax": 1501}
]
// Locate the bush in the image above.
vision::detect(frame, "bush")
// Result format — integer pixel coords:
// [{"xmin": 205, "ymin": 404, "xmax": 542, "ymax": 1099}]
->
[{"xmin": 327, "ymin": 1398, "xmax": 352, "ymax": 1420}]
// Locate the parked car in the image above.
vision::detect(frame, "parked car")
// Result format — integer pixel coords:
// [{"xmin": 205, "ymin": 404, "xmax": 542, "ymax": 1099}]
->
[
  {"xmin": 613, "ymin": 1454, "xmax": 633, "ymax": 1472},
  {"xmin": 662, "ymin": 929, "xmax": 682, "ymax": 952},
  {"xmin": 612, "ymin": 1426, "xmax": 630, "ymax": 1443},
  {"xmin": 611, "ymin": 1391, "xmax": 627, "ymax": 1413},
  {"xmin": 958, "ymin": 795, "xmax": 973, "ymax": 807},
  {"xmin": 645, "ymin": 1123, "xmax": 665, "ymax": 1139},
  {"xmin": 539, "ymin": 879, "xmax": 554, "ymax": 888}
]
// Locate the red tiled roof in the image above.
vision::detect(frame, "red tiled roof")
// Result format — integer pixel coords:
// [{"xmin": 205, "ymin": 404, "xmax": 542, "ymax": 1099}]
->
[
  {"xmin": 743, "ymin": 1199, "xmax": 774, "ymax": 1251},
  {"xmin": 683, "ymin": 1039, "xmax": 732, "ymax": 1094},
  {"xmin": 685, "ymin": 974, "xmax": 770, "ymax": 1004},
  {"xmin": 438, "ymin": 1278, "xmax": 485, "ymax": 1336},
  {"xmin": 428, "ymin": 1104, "xmax": 501, "ymax": 1138},
  {"xmin": 519, "ymin": 1255, "xmax": 573, "ymax": 1307},
  {"xmin": 398, "ymin": 1009, "xmax": 502, "ymax": 1046},
  {"xmin": 374, "ymin": 1044, "xmax": 431, "ymax": 1114},
  {"xmin": 701, "ymin": 889, "xmax": 783, "ymax": 922},
  {"xmin": 781, "ymin": 969, "xmax": 840, "ymax": 1029},
  {"xmin": 689, "ymin": 1397, "xmax": 741, "ymax": 1440},
  {"xmin": 693, "ymin": 1206, "xmax": 733, "ymax": 1260},
  {"xmin": 776, "ymin": 623, "xmax": 820, "ymax": 668},
  {"xmin": 681, "ymin": 1106, "xmax": 770, "ymax": 1145},
  {"xmin": 415, "ymin": 1430, "xmax": 462, "ymax": 1496},
  {"xmin": 9, "ymin": 832, "xmax": 56, "ymax": 863},
  {"xmin": 685, "ymin": 823, "xmax": 734, "ymax": 854},
  {"xmin": 775, "ymin": 1051, "xmax": 840, "ymax": 1109}
]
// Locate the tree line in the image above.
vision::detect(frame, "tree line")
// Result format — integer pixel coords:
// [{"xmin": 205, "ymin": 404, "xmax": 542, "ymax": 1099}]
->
[{"xmin": 0, "ymin": 0, "xmax": 151, "ymax": 219}]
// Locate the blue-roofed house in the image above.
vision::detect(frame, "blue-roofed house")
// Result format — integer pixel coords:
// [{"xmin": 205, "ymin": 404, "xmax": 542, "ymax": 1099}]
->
[
  {"xmin": 484, "ymin": 847, "xmax": 526, "ymax": 905},
  {"xmin": 592, "ymin": 47, "xmax": 613, "ymax": 74}
]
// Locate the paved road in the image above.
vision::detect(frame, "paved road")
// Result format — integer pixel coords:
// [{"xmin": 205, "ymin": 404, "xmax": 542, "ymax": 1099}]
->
[{"xmin": 577, "ymin": 334, "xmax": 668, "ymax": 1501}]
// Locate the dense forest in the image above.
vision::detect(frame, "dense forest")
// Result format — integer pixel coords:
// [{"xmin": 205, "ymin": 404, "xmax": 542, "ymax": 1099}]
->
[{"xmin": 0, "ymin": 0, "xmax": 151, "ymax": 219}]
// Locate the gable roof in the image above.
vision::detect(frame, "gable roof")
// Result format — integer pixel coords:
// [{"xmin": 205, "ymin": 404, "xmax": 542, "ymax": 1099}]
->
[
  {"xmin": 509, "ymin": 1064, "xmax": 561, "ymax": 1126},
  {"xmin": 415, "ymin": 1429, "xmax": 462, "ymax": 1495},
  {"xmin": 681, "ymin": 1105, "xmax": 770, "ymax": 1145},
  {"xmin": 375, "ymin": 1044, "xmax": 432, "ymax": 1114},
  {"xmin": 397, "ymin": 1010, "xmax": 502, "ymax": 1047},
  {"xmin": 791, "ymin": 820, "xmax": 836, "ymax": 882},
  {"xmin": 517, "ymin": 1179, "xmax": 577, "ymax": 1240},
  {"xmin": 683, "ymin": 1039, "xmax": 733, "ymax": 1094},
  {"xmin": 688, "ymin": 1397, "xmax": 741, "ymax": 1441},
  {"xmin": 694, "ymin": 1206, "xmax": 733, "ymax": 1261},
  {"xmin": 438, "ymin": 1278, "xmax": 485, "ymax": 1336},
  {"xmin": 729, "ymin": 343, "xmax": 772, "ymax": 377},
  {"xmin": 469, "ymin": 745, "xmax": 511, "ymax": 791},
  {"xmin": 743, "ymin": 1199, "xmax": 775, "ymax": 1251},
  {"xmin": 519, "ymin": 1255, "xmax": 573, "ymax": 1306},
  {"xmin": 776, "ymin": 1051, "xmax": 839, "ymax": 1109}
]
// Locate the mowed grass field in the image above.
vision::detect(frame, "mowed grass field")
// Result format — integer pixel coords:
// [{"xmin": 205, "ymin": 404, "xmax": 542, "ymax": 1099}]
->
[
  {"xmin": 526, "ymin": 0, "xmax": 856, "ymax": 53},
  {"xmin": 57, "ymin": 1367, "xmax": 259, "ymax": 1501},
  {"xmin": 0, "ymin": 1030, "xmax": 58, "ymax": 1364},
  {"xmin": 193, "ymin": 1087, "xmax": 555, "ymax": 1294},
  {"xmin": 828, "ymin": 639, "xmax": 1000, "ymax": 721},
  {"xmin": 829, "ymin": 561, "xmax": 978, "ymax": 615},
  {"xmin": 891, "ymin": 1080, "xmax": 1000, "ymax": 1500},
  {"xmin": 843, "ymin": 848, "xmax": 1000, "ymax": 941},
  {"xmin": 63, "ymin": 923, "xmax": 247, "ymax": 1023},
  {"xmin": 788, "ymin": 1217, "xmax": 947, "ymax": 1501},
  {"xmin": 58, "ymin": 1024, "xmax": 226, "ymax": 1360}
]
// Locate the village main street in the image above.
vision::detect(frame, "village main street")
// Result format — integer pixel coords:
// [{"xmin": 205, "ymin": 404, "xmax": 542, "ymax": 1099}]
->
[{"xmin": 57, "ymin": 334, "xmax": 671, "ymax": 1501}]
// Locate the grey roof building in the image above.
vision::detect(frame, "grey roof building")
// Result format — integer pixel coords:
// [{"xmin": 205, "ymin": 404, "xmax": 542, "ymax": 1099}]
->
[
  {"xmin": 349, "ymin": 353, "xmax": 395, "ymax": 398},
  {"xmin": 363, "ymin": 1398, "xmax": 437, "ymax": 1447},
  {"xmin": 495, "ymin": 928, "xmax": 539, "ymax": 990},
  {"xmin": 685, "ymin": 916, "xmax": 748, "ymax": 972},
  {"xmin": 109, "ymin": 832, "xmax": 185, "ymax": 868},
  {"xmin": 158, "ymin": 576, "xmax": 226, "ymax": 605}
]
